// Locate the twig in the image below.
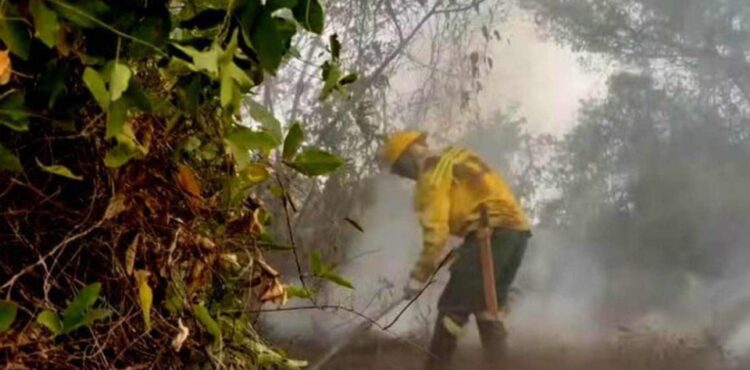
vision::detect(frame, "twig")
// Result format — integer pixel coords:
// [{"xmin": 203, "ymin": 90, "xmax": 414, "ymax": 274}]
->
[
  {"xmin": 247, "ymin": 304, "xmax": 386, "ymax": 329},
  {"xmin": 244, "ymin": 302, "xmax": 434, "ymax": 358},
  {"xmin": 274, "ymin": 174, "xmax": 312, "ymax": 300},
  {"xmin": 0, "ymin": 212, "xmax": 105, "ymax": 293},
  {"xmin": 382, "ymin": 249, "xmax": 454, "ymax": 330}
]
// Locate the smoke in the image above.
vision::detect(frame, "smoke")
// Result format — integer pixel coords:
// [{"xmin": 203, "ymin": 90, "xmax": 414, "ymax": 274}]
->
[
  {"xmin": 260, "ymin": 5, "xmax": 750, "ymax": 370},
  {"xmin": 303, "ymin": 132, "xmax": 748, "ymax": 363},
  {"xmin": 507, "ymin": 229, "xmax": 609, "ymax": 346}
]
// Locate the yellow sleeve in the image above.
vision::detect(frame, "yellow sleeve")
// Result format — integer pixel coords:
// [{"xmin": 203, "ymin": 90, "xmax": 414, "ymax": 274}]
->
[{"xmin": 411, "ymin": 171, "xmax": 452, "ymax": 283}]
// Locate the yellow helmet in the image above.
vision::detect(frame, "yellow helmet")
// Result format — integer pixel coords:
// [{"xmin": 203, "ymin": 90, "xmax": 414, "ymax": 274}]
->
[{"xmin": 381, "ymin": 131, "xmax": 426, "ymax": 167}]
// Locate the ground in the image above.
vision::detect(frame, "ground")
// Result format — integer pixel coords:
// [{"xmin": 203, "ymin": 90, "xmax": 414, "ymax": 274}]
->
[{"xmin": 289, "ymin": 328, "xmax": 744, "ymax": 370}]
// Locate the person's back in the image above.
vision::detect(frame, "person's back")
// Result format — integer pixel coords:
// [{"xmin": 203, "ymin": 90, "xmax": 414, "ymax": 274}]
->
[
  {"xmin": 411, "ymin": 147, "xmax": 530, "ymax": 283},
  {"xmin": 418, "ymin": 146, "xmax": 529, "ymax": 236}
]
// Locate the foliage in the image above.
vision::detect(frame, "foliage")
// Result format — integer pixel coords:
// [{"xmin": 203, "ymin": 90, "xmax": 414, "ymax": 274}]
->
[
  {"xmin": 35, "ymin": 283, "xmax": 112, "ymax": 335},
  {"xmin": 543, "ymin": 72, "xmax": 750, "ymax": 312},
  {"xmin": 0, "ymin": 0, "xmax": 349, "ymax": 368},
  {"xmin": 135, "ymin": 269, "xmax": 153, "ymax": 332},
  {"xmin": 525, "ymin": 0, "xmax": 750, "ymax": 105},
  {"xmin": 0, "ymin": 300, "xmax": 18, "ymax": 333},
  {"xmin": 310, "ymin": 251, "xmax": 354, "ymax": 289}
]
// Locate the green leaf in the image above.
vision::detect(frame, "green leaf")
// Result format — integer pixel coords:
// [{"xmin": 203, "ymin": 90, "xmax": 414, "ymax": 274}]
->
[
  {"xmin": 37, "ymin": 310, "xmax": 62, "ymax": 335},
  {"xmin": 0, "ymin": 91, "xmax": 31, "ymax": 131},
  {"xmin": 319, "ymin": 61, "xmax": 341, "ymax": 100},
  {"xmin": 219, "ymin": 65, "xmax": 241, "ymax": 109},
  {"xmin": 224, "ymin": 175, "xmax": 251, "ymax": 208},
  {"xmin": 173, "ymin": 43, "xmax": 220, "ymax": 77},
  {"xmin": 104, "ymin": 140, "xmax": 138, "ymax": 168},
  {"xmin": 200, "ymin": 143, "xmax": 218, "ymax": 160},
  {"xmin": 135, "ymin": 270, "xmax": 153, "ymax": 332},
  {"xmin": 288, "ymin": 149, "xmax": 344, "ymax": 176},
  {"xmin": 225, "ymin": 127, "xmax": 279, "ymax": 168},
  {"xmin": 193, "ymin": 304, "xmax": 222, "ymax": 346},
  {"xmin": 164, "ymin": 276, "xmax": 187, "ymax": 314},
  {"xmin": 309, "ymin": 251, "xmax": 323, "ymax": 275},
  {"xmin": 83, "ymin": 67, "xmax": 110, "ymax": 109},
  {"xmin": 0, "ymin": 143, "xmax": 22, "ymax": 173},
  {"xmin": 292, "ymin": 0, "xmax": 324, "ymax": 34},
  {"xmin": 285, "ymin": 286, "xmax": 314, "ymax": 300},
  {"xmin": 218, "ymin": 59, "xmax": 253, "ymax": 111},
  {"xmin": 251, "ymin": 341, "xmax": 308, "ymax": 369},
  {"xmin": 339, "ymin": 73, "xmax": 358, "ymax": 86},
  {"xmin": 0, "ymin": 92, "xmax": 29, "ymax": 120},
  {"xmin": 268, "ymin": 0, "xmax": 299, "ymax": 11},
  {"xmin": 238, "ymin": 1, "xmax": 262, "ymax": 38},
  {"xmin": 251, "ymin": 9, "xmax": 285, "ymax": 73},
  {"xmin": 329, "ymin": 34, "xmax": 341, "ymax": 60},
  {"xmin": 220, "ymin": 29, "xmax": 240, "ymax": 64},
  {"xmin": 229, "ymin": 63, "xmax": 253, "ymax": 90},
  {"xmin": 180, "ymin": 8, "xmax": 227, "ymax": 29},
  {"xmin": 38, "ymin": 62, "xmax": 69, "ymax": 108},
  {"xmin": 248, "ymin": 100, "xmax": 283, "ymax": 143},
  {"xmin": 241, "ymin": 163, "xmax": 270, "ymax": 185},
  {"xmin": 219, "ymin": 72, "xmax": 234, "ymax": 108},
  {"xmin": 0, "ymin": 119, "xmax": 29, "ymax": 132},
  {"xmin": 0, "ymin": 300, "xmax": 18, "ymax": 333},
  {"xmin": 282, "ymin": 122, "xmax": 304, "ymax": 160},
  {"xmin": 36, "ymin": 159, "xmax": 83, "ymax": 181},
  {"xmin": 106, "ymin": 99, "xmax": 128, "ymax": 139},
  {"xmin": 61, "ymin": 283, "xmax": 102, "ymax": 331},
  {"xmin": 30, "ymin": 0, "xmax": 60, "ymax": 48},
  {"xmin": 51, "ymin": 0, "xmax": 109, "ymax": 28},
  {"xmin": 109, "ymin": 63, "xmax": 132, "ymax": 102},
  {"xmin": 79, "ymin": 308, "xmax": 112, "ymax": 328},
  {"xmin": 319, "ymin": 270, "xmax": 354, "ymax": 290},
  {"xmin": 274, "ymin": 13, "xmax": 298, "ymax": 48},
  {"xmin": 0, "ymin": 17, "xmax": 31, "ymax": 60}
]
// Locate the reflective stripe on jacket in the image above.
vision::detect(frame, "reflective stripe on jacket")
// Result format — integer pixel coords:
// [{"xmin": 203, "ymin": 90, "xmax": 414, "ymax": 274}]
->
[{"xmin": 411, "ymin": 147, "xmax": 530, "ymax": 282}]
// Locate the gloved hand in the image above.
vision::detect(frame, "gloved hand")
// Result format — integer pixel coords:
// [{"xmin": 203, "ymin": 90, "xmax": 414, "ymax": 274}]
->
[{"xmin": 403, "ymin": 278, "xmax": 424, "ymax": 300}]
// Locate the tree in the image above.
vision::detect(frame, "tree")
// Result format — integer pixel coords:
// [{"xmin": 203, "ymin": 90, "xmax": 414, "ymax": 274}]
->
[
  {"xmin": 545, "ymin": 72, "xmax": 750, "ymax": 316},
  {"xmin": 0, "ymin": 0, "xmax": 350, "ymax": 368},
  {"xmin": 525, "ymin": 0, "xmax": 750, "ymax": 108}
]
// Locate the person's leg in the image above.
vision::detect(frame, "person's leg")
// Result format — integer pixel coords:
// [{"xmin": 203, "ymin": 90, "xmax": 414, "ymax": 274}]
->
[
  {"xmin": 473, "ymin": 229, "xmax": 529, "ymax": 367},
  {"xmin": 493, "ymin": 230, "xmax": 529, "ymax": 310},
  {"xmin": 425, "ymin": 310, "xmax": 470, "ymax": 370},
  {"xmin": 429, "ymin": 257, "xmax": 474, "ymax": 370}
]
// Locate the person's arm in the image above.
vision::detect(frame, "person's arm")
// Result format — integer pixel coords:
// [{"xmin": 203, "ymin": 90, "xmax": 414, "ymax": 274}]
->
[{"xmin": 410, "ymin": 173, "xmax": 452, "ymax": 283}]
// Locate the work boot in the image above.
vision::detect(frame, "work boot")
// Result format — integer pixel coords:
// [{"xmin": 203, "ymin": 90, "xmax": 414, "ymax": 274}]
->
[
  {"xmin": 424, "ymin": 313, "xmax": 466, "ymax": 370},
  {"xmin": 476, "ymin": 317, "xmax": 508, "ymax": 368}
]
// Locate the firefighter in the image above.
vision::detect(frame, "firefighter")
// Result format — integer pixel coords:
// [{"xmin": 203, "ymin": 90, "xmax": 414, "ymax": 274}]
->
[{"xmin": 380, "ymin": 131, "xmax": 531, "ymax": 369}]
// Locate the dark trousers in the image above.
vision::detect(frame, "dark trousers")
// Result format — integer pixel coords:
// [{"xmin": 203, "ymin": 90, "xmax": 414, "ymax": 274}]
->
[{"xmin": 426, "ymin": 228, "xmax": 530, "ymax": 370}]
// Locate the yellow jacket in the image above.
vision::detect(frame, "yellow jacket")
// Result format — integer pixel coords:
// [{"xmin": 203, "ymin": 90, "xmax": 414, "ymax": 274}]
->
[{"xmin": 411, "ymin": 147, "xmax": 530, "ymax": 282}]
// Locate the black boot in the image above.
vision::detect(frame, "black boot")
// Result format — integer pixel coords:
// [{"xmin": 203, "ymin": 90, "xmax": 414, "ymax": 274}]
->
[
  {"xmin": 425, "ymin": 313, "xmax": 467, "ymax": 370},
  {"xmin": 476, "ymin": 317, "xmax": 508, "ymax": 368}
]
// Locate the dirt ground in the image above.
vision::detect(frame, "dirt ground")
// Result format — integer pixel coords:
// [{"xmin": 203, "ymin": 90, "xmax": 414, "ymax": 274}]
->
[{"xmin": 290, "ymin": 330, "xmax": 745, "ymax": 370}]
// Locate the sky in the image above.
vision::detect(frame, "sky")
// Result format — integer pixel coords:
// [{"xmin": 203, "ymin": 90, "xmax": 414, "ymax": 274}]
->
[
  {"xmin": 390, "ymin": 5, "xmax": 612, "ymax": 137},
  {"xmin": 479, "ymin": 8, "xmax": 611, "ymax": 136}
]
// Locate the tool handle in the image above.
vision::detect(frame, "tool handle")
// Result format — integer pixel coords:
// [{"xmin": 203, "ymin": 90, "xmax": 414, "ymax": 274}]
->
[
  {"xmin": 478, "ymin": 204, "xmax": 499, "ymax": 317},
  {"xmin": 480, "ymin": 204, "xmax": 490, "ymax": 227}
]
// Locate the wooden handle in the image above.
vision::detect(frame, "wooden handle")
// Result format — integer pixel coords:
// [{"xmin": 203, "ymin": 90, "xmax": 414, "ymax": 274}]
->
[{"xmin": 478, "ymin": 205, "xmax": 499, "ymax": 317}]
